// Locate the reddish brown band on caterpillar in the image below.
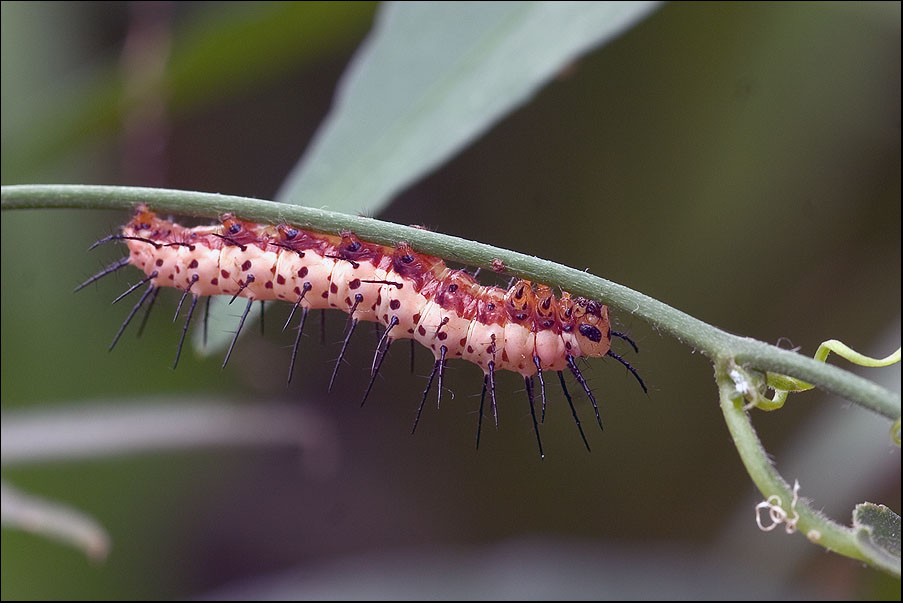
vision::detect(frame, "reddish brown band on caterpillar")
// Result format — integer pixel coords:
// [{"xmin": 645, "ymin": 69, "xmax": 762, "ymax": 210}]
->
[{"xmin": 80, "ymin": 204, "xmax": 646, "ymax": 457}]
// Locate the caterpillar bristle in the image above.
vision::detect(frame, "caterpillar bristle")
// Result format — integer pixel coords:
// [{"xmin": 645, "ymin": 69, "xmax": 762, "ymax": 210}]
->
[
  {"xmin": 611, "ymin": 330, "xmax": 640, "ymax": 354},
  {"xmin": 371, "ymin": 316, "xmax": 398, "ymax": 377},
  {"xmin": 202, "ymin": 296, "xmax": 211, "ymax": 348},
  {"xmin": 286, "ymin": 307, "xmax": 309, "ymax": 385},
  {"xmin": 173, "ymin": 295, "xmax": 198, "ymax": 370},
  {"xmin": 436, "ymin": 345, "xmax": 448, "ymax": 410},
  {"xmin": 223, "ymin": 298, "xmax": 254, "ymax": 369},
  {"xmin": 109, "ymin": 283, "xmax": 156, "ymax": 351},
  {"xmin": 557, "ymin": 370, "xmax": 591, "ymax": 452},
  {"xmin": 476, "ymin": 375, "xmax": 488, "ymax": 449},
  {"xmin": 74, "ymin": 257, "xmax": 130, "ymax": 293},
  {"xmin": 566, "ymin": 355, "xmax": 603, "ymax": 431},
  {"xmin": 329, "ymin": 294, "xmax": 364, "ymax": 393},
  {"xmin": 361, "ymin": 316, "xmax": 400, "ymax": 407},
  {"xmin": 229, "ymin": 275, "xmax": 254, "ymax": 304},
  {"xmin": 135, "ymin": 285, "xmax": 160, "ymax": 338},
  {"xmin": 87, "ymin": 234, "xmax": 119, "ymax": 251},
  {"xmin": 607, "ymin": 350, "xmax": 648, "ymax": 393},
  {"xmin": 412, "ymin": 357, "xmax": 441, "ymax": 434},
  {"xmin": 173, "ymin": 275, "xmax": 200, "ymax": 321},
  {"xmin": 329, "ymin": 318, "xmax": 357, "ymax": 393},
  {"xmin": 284, "ymin": 283, "xmax": 312, "ymax": 333},
  {"xmin": 360, "ymin": 340, "xmax": 391, "ymax": 408},
  {"xmin": 210, "ymin": 232, "xmax": 247, "ymax": 251},
  {"xmin": 112, "ymin": 270, "xmax": 157, "ymax": 304},
  {"xmin": 488, "ymin": 360, "xmax": 498, "ymax": 429},
  {"xmin": 525, "ymin": 375, "xmax": 544, "ymax": 459},
  {"xmin": 533, "ymin": 356, "xmax": 547, "ymax": 423},
  {"xmin": 89, "ymin": 234, "xmax": 161, "ymax": 252}
]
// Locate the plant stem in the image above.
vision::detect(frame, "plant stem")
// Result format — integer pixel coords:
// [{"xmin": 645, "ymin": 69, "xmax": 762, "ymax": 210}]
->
[
  {"xmin": 2, "ymin": 183, "xmax": 899, "ymax": 422},
  {"xmin": 715, "ymin": 361, "xmax": 870, "ymax": 563}
]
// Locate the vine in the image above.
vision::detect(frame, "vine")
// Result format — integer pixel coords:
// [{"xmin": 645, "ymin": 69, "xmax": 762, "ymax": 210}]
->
[{"xmin": 2, "ymin": 183, "xmax": 900, "ymax": 575}]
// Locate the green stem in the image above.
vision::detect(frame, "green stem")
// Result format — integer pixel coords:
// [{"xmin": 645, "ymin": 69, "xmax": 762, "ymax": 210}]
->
[
  {"xmin": 715, "ymin": 360, "xmax": 870, "ymax": 563},
  {"xmin": 2, "ymin": 184, "xmax": 900, "ymax": 422}
]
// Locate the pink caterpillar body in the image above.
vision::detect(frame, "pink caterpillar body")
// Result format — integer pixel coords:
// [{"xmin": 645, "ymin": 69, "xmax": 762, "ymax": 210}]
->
[{"xmin": 85, "ymin": 205, "xmax": 644, "ymax": 457}]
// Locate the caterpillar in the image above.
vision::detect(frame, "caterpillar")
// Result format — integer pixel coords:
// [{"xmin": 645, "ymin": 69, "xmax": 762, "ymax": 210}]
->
[{"xmin": 79, "ymin": 205, "xmax": 645, "ymax": 457}]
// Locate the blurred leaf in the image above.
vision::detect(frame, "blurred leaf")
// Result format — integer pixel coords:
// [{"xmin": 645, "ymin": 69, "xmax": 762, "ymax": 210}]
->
[
  {"xmin": 277, "ymin": 0, "xmax": 662, "ymax": 213},
  {"xmin": 1, "ymin": 399, "xmax": 334, "ymax": 466},
  {"xmin": 1, "ymin": 481, "xmax": 110, "ymax": 561},
  {"xmin": 3, "ymin": 2, "xmax": 375, "ymax": 179},
  {"xmin": 853, "ymin": 503, "xmax": 902, "ymax": 576},
  {"xmin": 166, "ymin": 1, "xmax": 375, "ymax": 111},
  {"xmin": 201, "ymin": 1, "xmax": 660, "ymax": 355},
  {"xmin": 1, "ymin": 399, "xmax": 337, "ymax": 558}
]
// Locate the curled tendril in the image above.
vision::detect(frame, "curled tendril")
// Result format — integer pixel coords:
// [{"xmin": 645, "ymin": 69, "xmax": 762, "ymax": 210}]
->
[
  {"xmin": 755, "ymin": 479, "xmax": 801, "ymax": 535},
  {"xmin": 744, "ymin": 340, "xmax": 902, "ymax": 444}
]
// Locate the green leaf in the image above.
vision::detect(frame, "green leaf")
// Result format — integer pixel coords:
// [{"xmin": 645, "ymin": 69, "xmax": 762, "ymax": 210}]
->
[
  {"xmin": 201, "ymin": 1, "xmax": 660, "ymax": 355},
  {"xmin": 276, "ymin": 0, "xmax": 662, "ymax": 213},
  {"xmin": 852, "ymin": 503, "xmax": 902, "ymax": 577}
]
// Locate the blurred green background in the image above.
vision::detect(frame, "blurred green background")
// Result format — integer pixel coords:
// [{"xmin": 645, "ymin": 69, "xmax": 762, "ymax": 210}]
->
[{"xmin": 2, "ymin": 1, "xmax": 900, "ymax": 599}]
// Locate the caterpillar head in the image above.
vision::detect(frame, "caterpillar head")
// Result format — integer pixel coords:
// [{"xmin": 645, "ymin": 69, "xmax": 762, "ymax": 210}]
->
[
  {"xmin": 558, "ymin": 294, "xmax": 611, "ymax": 358},
  {"xmin": 572, "ymin": 298, "xmax": 611, "ymax": 358}
]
